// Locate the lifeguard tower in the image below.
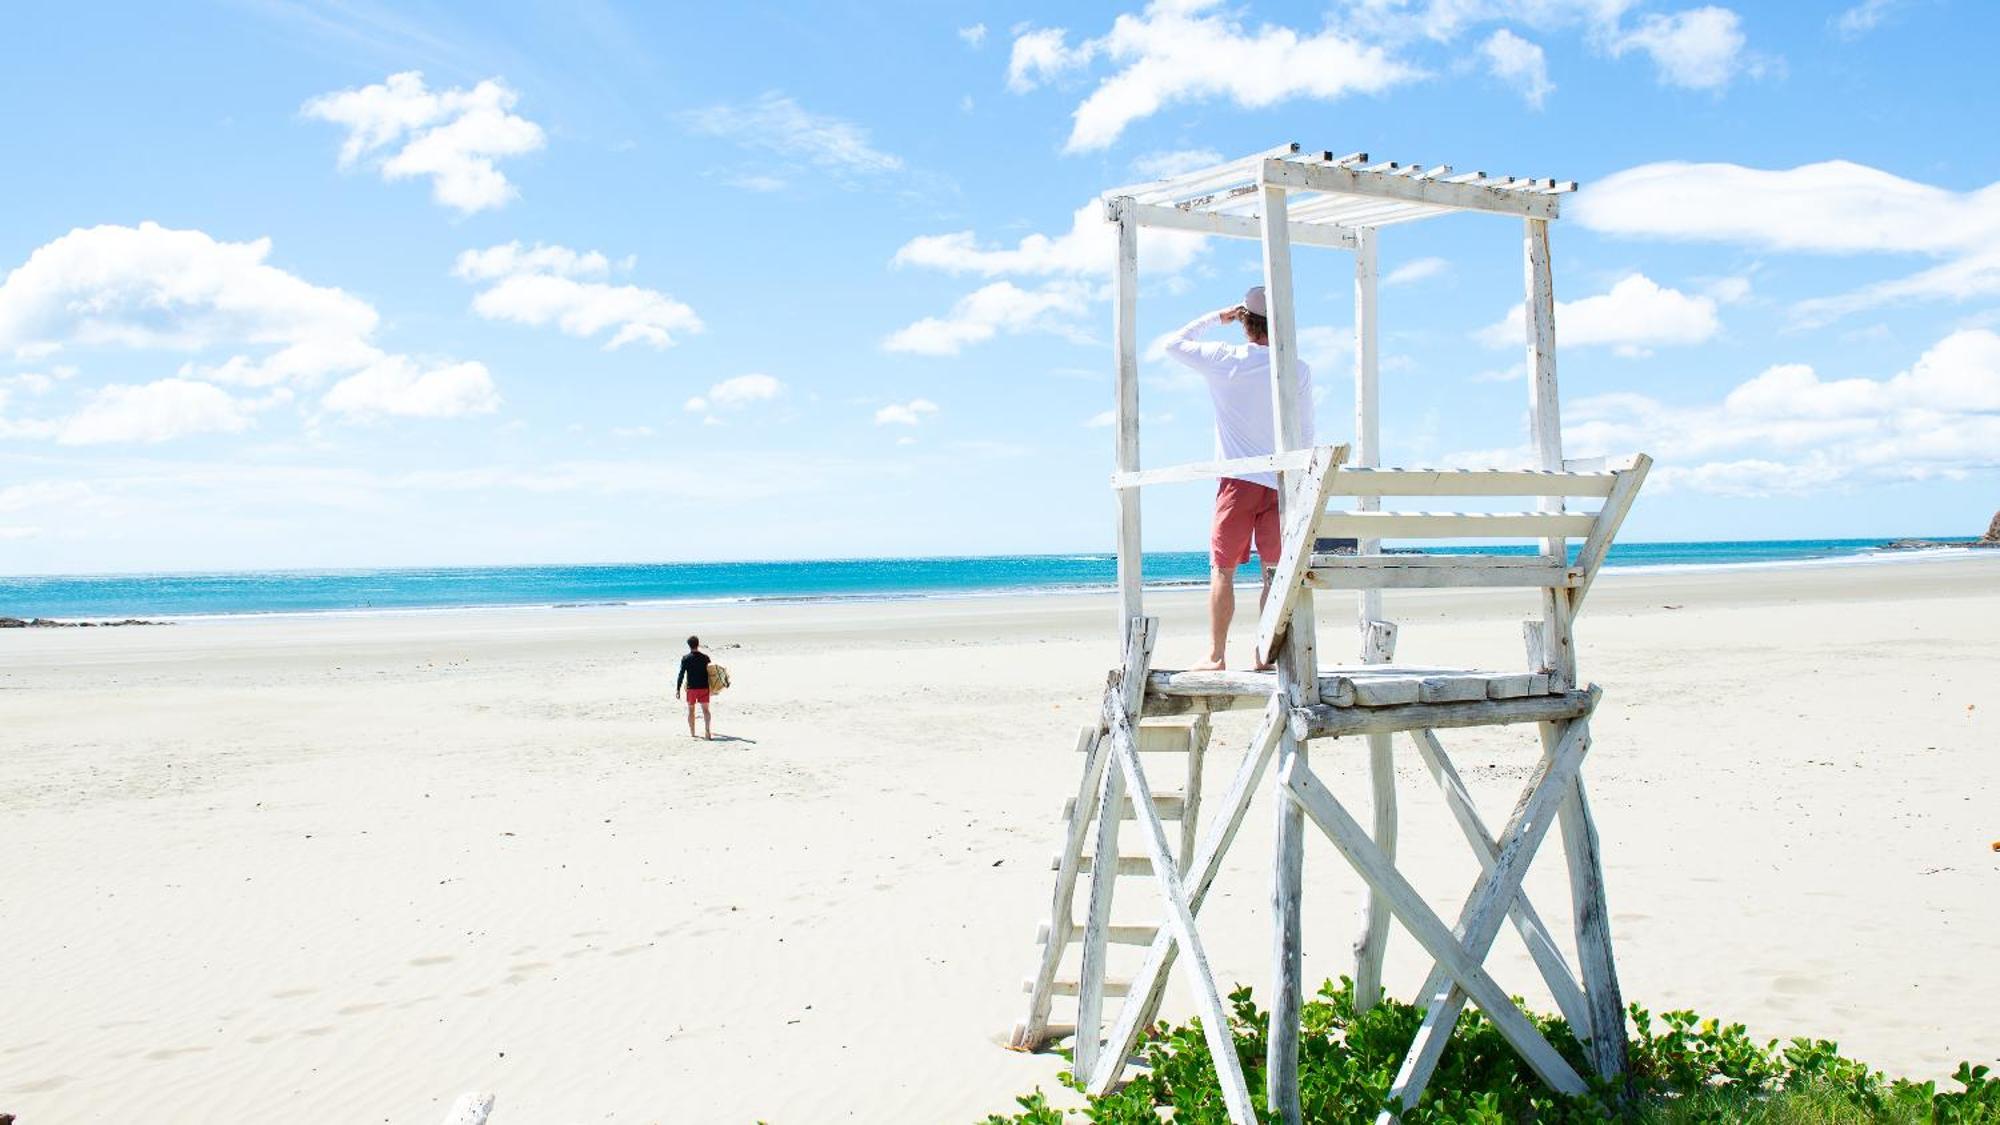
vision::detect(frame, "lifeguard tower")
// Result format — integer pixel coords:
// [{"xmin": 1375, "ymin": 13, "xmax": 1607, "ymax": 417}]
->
[{"xmin": 1010, "ymin": 145, "xmax": 1651, "ymax": 1123}]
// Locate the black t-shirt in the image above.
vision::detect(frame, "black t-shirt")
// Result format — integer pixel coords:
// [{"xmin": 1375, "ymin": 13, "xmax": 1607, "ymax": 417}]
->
[{"xmin": 678, "ymin": 651, "xmax": 712, "ymax": 690}]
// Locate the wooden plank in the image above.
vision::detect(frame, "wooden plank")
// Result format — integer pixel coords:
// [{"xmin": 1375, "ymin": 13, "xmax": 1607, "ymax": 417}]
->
[
  {"xmin": 1255, "ymin": 445, "xmax": 1347, "ymax": 663},
  {"xmin": 1380, "ymin": 713, "xmax": 1597, "ymax": 1113},
  {"xmin": 1039, "ymin": 922, "xmax": 1159, "ymax": 946},
  {"xmin": 1569, "ymin": 454, "xmax": 1651, "ymax": 614},
  {"xmin": 1063, "ymin": 793, "xmax": 1186, "ymax": 821},
  {"xmin": 1407, "ymin": 728, "xmax": 1593, "ymax": 1044},
  {"xmin": 1417, "ymin": 674, "xmax": 1492, "ymax": 704},
  {"xmin": 1074, "ymin": 715, "xmax": 1126, "ymax": 1080},
  {"xmin": 1558, "ymin": 769, "xmax": 1630, "ymax": 1080},
  {"xmin": 1110, "ymin": 447, "xmax": 1319, "ymax": 490},
  {"xmin": 1041, "ymin": 977, "xmax": 1133, "ymax": 998},
  {"xmin": 1314, "ymin": 553, "xmax": 1564, "ymax": 568},
  {"xmin": 1306, "ymin": 562, "xmax": 1572, "ymax": 589},
  {"xmin": 1344, "ymin": 675, "xmax": 1421, "ymax": 707},
  {"xmin": 1106, "ymin": 141, "xmax": 1299, "ymax": 201},
  {"xmin": 1262, "ymin": 157, "xmax": 1561, "ymax": 219},
  {"xmin": 1125, "ymin": 201, "xmax": 1359, "ymax": 249},
  {"xmin": 1182, "ymin": 713, "xmax": 1209, "ymax": 870},
  {"xmin": 1327, "ymin": 467, "xmax": 1617, "ymax": 497},
  {"xmin": 1482, "ymin": 672, "xmax": 1549, "ymax": 699},
  {"xmin": 440, "ymin": 1093, "xmax": 496, "ymax": 1125},
  {"xmin": 1113, "ymin": 212, "xmax": 1143, "ymax": 631},
  {"xmin": 1058, "ymin": 854, "xmax": 1153, "ymax": 876},
  {"xmin": 1317, "ymin": 511, "xmax": 1596, "ymax": 540},
  {"xmin": 1089, "ymin": 696, "xmax": 1287, "ymax": 1094},
  {"xmin": 1291, "ymin": 689, "xmax": 1595, "ymax": 740},
  {"xmin": 1279, "ymin": 757, "xmax": 1588, "ymax": 1102},
  {"xmin": 1011, "ymin": 718, "xmax": 1113, "ymax": 1050}
]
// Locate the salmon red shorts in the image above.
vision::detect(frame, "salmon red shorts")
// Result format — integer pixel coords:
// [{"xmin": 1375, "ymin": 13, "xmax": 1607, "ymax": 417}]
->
[
  {"xmin": 1212, "ymin": 477, "xmax": 1281, "ymax": 569},
  {"xmin": 685, "ymin": 688, "xmax": 711, "ymax": 704}
]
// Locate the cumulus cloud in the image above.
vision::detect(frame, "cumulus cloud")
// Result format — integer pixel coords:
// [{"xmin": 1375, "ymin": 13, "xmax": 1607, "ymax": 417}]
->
[
  {"xmin": 875, "ymin": 398, "xmax": 940, "ymax": 425},
  {"xmin": 1834, "ymin": 0, "xmax": 1904, "ymax": 39},
  {"xmin": 681, "ymin": 92, "xmax": 903, "ymax": 185},
  {"xmin": 1456, "ymin": 330, "xmax": 2000, "ymax": 494},
  {"xmin": 892, "ymin": 201, "xmax": 1204, "ymax": 279},
  {"xmin": 454, "ymin": 241, "xmax": 701, "ymax": 349},
  {"xmin": 882, "ymin": 281, "xmax": 1094, "ymax": 356},
  {"xmin": 1574, "ymin": 159, "xmax": 2000, "ymax": 323},
  {"xmin": 1608, "ymin": 6, "xmax": 1759, "ymax": 90},
  {"xmin": 0, "ymin": 222, "xmax": 497, "ymax": 437},
  {"xmin": 1131, "ymin": 148, "xmax": 1224, "ymax": 179},
  {"xmin": 321, "ymin": 358, "xmax": 498, "ymax": 420},
  {"xmin": 958, "ymin": 23, "xmax": 988, "ymax": 47},
  {"xmin": 1008, "ymin": 1, "xmax": 1422, "ymax": 152},
  {"xmin": 684, "ymin": 373, "xmax": 784, "ymax": 414},
  {"xmin": 1384, "ymin": 256, "xmax": 1451, "ymax": 287},
  {"xmin": 1480, "ymin": 28, "xmax": 1554, "ymax": 106},
  {"xmin": 303, "ymin": 71, "xmax": 544, "ymax": 213},
  {"xmin": 1479, "ymin": 273, "xmax": 1720, "ymax": 356},
  {"xmin": 58, "ymin": 378, "xmax": 255, "ymax": 444}
]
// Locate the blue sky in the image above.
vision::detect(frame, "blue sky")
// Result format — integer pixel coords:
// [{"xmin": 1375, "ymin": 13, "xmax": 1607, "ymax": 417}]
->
[{"xmin": 3, "ymin": 0, "xmax": 1998, "ymax": 574}]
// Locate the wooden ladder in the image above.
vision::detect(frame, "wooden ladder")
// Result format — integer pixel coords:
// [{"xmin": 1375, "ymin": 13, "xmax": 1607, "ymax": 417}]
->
[{"xmin": 1012, "ymin": 699, "xmax": 1211, "ymax": 1055}]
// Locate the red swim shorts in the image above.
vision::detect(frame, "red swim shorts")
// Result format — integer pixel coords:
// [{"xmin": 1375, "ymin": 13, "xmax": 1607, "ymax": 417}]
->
[
  {"xmin": 1212, "ymin": 477, "xmax": 1281, "ymax": 569},
  {"xmin": 685, "ymin": 688, "xmax": 711, "ymax": 704}
]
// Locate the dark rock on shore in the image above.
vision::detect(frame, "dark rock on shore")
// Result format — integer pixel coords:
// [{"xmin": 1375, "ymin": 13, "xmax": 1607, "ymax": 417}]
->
[
  {"xmin": 1880, "ymin": 509, "xmax": 2000, "ymax": 551},
  {"xmin": 0, "ymin": 617, "xmax": 169, "ymax": 628}
]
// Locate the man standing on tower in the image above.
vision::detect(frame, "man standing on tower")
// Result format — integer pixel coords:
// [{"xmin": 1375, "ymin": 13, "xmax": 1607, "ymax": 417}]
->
[{"xmin": 1163, "ymin": 285, "xmax": 1314, "ymax": 671}]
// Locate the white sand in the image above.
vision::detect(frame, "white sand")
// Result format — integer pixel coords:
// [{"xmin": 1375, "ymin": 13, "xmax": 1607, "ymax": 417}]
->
[{"xmin": 3, "ymin": 555, "xmax": 1998, "ymax": 1122}]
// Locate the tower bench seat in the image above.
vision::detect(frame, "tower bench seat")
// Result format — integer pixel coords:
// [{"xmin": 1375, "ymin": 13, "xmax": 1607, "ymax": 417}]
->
[{"xmin": 1144, "ymin": 665, "xmax": 1559, "ymax": 715}]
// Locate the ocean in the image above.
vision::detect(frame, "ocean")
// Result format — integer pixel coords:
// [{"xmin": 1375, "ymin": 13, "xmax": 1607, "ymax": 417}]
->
[{"xmin": 0, "ymin": 539, "xmax": 1981, "ymax": 621}]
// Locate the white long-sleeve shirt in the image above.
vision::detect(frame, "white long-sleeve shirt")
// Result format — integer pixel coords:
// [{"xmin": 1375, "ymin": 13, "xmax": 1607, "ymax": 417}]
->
[{"xmin": 1162, "ymin": 310, "xmax": 1315, "ymax": 489}]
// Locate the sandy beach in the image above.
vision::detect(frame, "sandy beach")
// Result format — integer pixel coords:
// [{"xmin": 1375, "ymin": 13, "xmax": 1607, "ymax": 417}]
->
[{"xmin": 3, "ymin": 554, "xmax": 1998, "ymax": 1123}]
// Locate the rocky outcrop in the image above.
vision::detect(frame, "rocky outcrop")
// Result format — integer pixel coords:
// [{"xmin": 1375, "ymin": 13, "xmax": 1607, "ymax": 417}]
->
[
  {"xmin": 1985, "ymin": 509, "xmax": 2000, "ymax": 545},
  {"xmin": 1882, "ymin": 509, "xmax": 2000, "ymax": 550},
  {"xmin": 0, "ymin": 617, "xmax": 167, "ymax": 628}
]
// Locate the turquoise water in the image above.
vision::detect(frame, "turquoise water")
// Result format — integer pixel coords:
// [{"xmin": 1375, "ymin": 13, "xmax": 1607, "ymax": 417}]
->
[{"xmin": 0, "ymin": 539, "xmax": 1977, "ymax": 620}]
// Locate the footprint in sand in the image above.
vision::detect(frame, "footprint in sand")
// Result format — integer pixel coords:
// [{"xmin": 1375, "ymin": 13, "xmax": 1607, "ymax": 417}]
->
[
  {"xmin": 8, "ymin": 1074, "xmax": 73, "ymax": 1094},
  {"xmin": 4, "ymin": 1040, "xmax": 50, "ymax": 1054},
  {"xmin": 1772, "ymin": 974, "xmax": 1826, "ymax": 996},
  {"xmin": 296, "ymin": 1026, "xmax": 335, "ymax": 1038},
  {"xmin": 508, "ymin": 961, "xmax": 552, "ymax": 974},
  {"xmin": 145, "ymin": 1045, "xmax": 212, "ymax": 1061},
  {"xmin": 408, "ymin": 954, "xmax": 456, "ymax": 967},
  {"xmin": 609, "ymin": 944, "xmax": 652, "ymax": 957},
  {"xmin": 270, "ymin": 987, "xmax": 318, "ymax": 999},
  {"xmin": 337, "ymin": 1002, "xmax": 386, "ymax": 1016}
]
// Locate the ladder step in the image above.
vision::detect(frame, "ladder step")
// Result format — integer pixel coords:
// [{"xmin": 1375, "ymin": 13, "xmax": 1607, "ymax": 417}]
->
[
  {"xmin": 1076, "ymin": 721, "xmax": 1203, "ymax": 752},
  {"xmin": 1063, "ymin": 794, "xmax": 1186, "ymax": 821},
  {"xmin": 1029, "ymin": 977, "xmax": 1133, "ymax": 998},
  {"xmin": 1038, "ymin": 922, "xmax": 1159, "ymax": 946},
  {"xmin": 1051, "ymin": 853, "xmax": 1155, "ymax": 875}
]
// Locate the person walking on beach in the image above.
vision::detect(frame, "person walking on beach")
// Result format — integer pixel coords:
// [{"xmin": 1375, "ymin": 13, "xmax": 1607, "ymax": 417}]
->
[
  {"xmin": 1163, "ymin": 285, "xmax": 1314, "ymax": 671},
  {"xmin": 675, "ymin": 635, "xmax": 715, "ymax": 740}
]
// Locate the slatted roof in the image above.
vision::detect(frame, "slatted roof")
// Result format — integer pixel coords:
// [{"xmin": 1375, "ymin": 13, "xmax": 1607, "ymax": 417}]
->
[{"xmin": 1103, "ymin": 143, "xmax": 1577, "ymax": 243}]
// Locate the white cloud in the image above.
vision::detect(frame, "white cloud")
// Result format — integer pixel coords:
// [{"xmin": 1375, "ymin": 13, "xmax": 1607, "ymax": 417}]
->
[
  {"xmin": 1574, "ymin": 159, "xmax": 2000, "ymax": 323},
  {"xmin": 59, "ymin": 378, "xmax": 254, "ymax": 444},
  {"xmin": 1480, "ymin": 28, "xmax": 1553, "ymax": 106},
  {"xmin": 321, "ymin": 358, "xmax": 498, "ymax": 420},
  {"xmin": 0, "ymin": 222, "xmax": 497, "ymax": 435},
  {"xmin": 685, "ymin": 373, "xmax": 784, "ymax": 415},
  {"xmin": 1008, "ymin": 2, "xmax": 1423, "ymax": 152},
  {"xmin": 455, "ymin": 242, "xmax": 701, "ymax": 349},
  {"xmin": 1384, "ymin": 256, "xmax": 1451, "ymax": 287},
  {"xmin": 1462, "ymin": 329, "xmax": 2000, "ymax": 494},
  {"xmin": 893, "ymin": 201, "xmax": 1205, "ymax": 280},
  {"xmin": 1608, "ymin": 6, "xmax": 1757, "ymax": 90},
  {"xmin": 681, "ymin": 92, "xmax": 903, "ymax": 185},
  {"xmin": 1834, "ymin": 0, "xmax": 1903, "ymax": 39},
  {"xmin": 302, "ymin": 71, "xmax": 544, "ymax": 213},
  {"xmin": 1131, "ymin": 148, "xmax": 1224, "ymax": 179},
  {"xmin": 882, "ymin": 281, "xmax": 1093, "ymax": 356},
  {"xmin": 1478, "ymin": 273, "xmax": 1720, "ymax": 356},
  {"xmin": 959, "ymin": 23, "xmax": 988, "ymax": 47},
  {"xmin": 875, "ymin": 398, "xmax": 940, "ymax": 426}
]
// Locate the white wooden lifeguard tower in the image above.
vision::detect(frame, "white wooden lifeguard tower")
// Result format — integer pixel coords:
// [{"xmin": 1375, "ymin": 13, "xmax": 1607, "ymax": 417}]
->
[{"xmin": 1011, "ymin": 144, "xmax": 1652, "ymax": 1123}]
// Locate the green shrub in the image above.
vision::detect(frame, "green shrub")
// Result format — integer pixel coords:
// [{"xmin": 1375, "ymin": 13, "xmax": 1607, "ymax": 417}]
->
[{"xmin": 983, "ymin": 979, "xmax": 1998, "ymax": 1124}]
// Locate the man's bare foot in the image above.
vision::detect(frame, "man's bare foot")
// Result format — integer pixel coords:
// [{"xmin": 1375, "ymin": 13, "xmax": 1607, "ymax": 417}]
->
[{"xmin": 1190, "ymin": 657, "xmax": 1227, "ymax": 671}]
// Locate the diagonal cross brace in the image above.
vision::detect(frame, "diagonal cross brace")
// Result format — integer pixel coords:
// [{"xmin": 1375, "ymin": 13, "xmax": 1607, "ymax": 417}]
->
[
  {"xmin": 1407, "ymin": 727, "xmax": 1592, "ymax": 1038},
  {"xmin": 1088, "ymin": 694, "xmax": 1287, "ymax": 1095},
  {"xmin": 1380, "ymin": 704, "xmax": 1601, "ymax": 1115},
  {"xmin": 1096, "ymin": 652, "xmax": 1260, "ymax": 1122},
  {"xmin": 1256, "ymin": 444, "xmax": 1347, "ymax": 664},
  {"xmin": 1279, "ymin": 750, "xmax": 1590, "ymax": 1106}
]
